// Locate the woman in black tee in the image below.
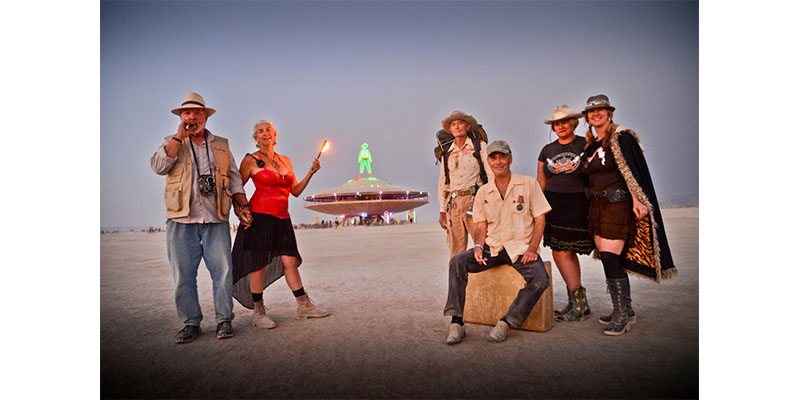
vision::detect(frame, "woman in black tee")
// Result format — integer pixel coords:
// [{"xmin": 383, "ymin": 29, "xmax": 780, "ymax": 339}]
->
[{"xmin": 537, "ymin": 105, "xmax": 594, "ymax": 322}]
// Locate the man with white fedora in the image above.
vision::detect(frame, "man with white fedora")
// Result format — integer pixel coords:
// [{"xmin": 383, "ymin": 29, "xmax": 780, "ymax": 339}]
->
[
  {"xmin": 443, "ymin": 140, "xmax": 551, "ymax": 344},
  {"xmin": 436, "ymin": 110, "xmax": 493, "ymax": 260},
  {"xmin": 150, "ymin": 92, "xmax": 252, "ymax": 343}
]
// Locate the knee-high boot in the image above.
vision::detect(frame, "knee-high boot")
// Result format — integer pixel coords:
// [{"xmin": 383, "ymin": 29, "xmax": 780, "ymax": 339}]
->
[
  {"xmin": 598, "ymin": 274, "xmax": 636, "ymax": 325},
  {"xmin": 603, "ymin": 278, "xmax": 632, "ymax": 336}
]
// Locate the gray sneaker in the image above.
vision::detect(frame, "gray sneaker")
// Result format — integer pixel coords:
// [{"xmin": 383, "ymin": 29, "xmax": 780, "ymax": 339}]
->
[
  {"xmin": 445, "ymin": 323, "xmax": 466, "ymax": 345},
  {"xmin": 488, "ymin": 320, "xmax": 509, "ymax": 343}
]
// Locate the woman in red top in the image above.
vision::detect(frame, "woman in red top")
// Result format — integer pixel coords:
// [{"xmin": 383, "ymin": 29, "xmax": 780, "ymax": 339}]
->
[{"xmin": 231, "ymin": 120, "xmax": 328, "ymax": 329}]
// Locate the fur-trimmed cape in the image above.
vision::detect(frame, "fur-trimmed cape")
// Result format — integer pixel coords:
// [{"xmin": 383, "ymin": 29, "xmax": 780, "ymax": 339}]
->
[{"xmin": 608, "ymin": 125, "xmax": 677, "ymax": 282}]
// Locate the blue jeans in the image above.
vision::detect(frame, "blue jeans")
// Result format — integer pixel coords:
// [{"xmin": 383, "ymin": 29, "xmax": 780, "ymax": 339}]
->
[
  {"xmin": 444, "ymin": 248, "xmax": 550, "ymax": 328},
  {"xmin": 166, "ymin": 220, "xmax": 234, "ymax": 325}
]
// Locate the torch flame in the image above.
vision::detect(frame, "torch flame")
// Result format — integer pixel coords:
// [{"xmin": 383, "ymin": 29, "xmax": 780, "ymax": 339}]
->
[{"xmin": 316, "ymin": 140, "xmax": 330, "ymax": 159}]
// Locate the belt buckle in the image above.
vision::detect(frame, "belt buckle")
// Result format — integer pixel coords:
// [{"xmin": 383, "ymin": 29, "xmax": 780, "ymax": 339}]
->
[{"xmin": 450, "ymin": 192, "xmax": 458, "ymax": 199}]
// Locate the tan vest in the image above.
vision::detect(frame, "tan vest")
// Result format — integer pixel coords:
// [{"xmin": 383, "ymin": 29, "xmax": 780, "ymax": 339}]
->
[{"xmin": 163, "ymin": 134, "xmax": 233, "ymax": 220}]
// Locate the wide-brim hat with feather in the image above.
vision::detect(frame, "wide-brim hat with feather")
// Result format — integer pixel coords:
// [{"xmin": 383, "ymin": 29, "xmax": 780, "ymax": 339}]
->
[
  {"xmin": 543, "ymin": 104, "xmax": 583, "ymax": 124},
  {"xmin": 171, "ymin": 92, "xmax": 216, "ymax": 117},
  {"xmin": 581, "ymin": 94, "xmax": 616, "ymax": 114},
  {"xmin": 441, "ymin": 110, "xmax": 478, "ymax": 132}
]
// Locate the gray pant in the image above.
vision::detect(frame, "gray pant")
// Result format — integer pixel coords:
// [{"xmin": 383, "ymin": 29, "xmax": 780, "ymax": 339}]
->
[{"xmin": 443, "ymin": 248, "xmax": 550, "ymax": 328}]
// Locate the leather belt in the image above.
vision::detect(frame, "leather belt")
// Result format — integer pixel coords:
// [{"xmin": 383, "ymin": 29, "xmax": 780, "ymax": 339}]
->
[
  {"xmin": 585, "ymin": 185, "xmax": 629, "ymax": 203},
  {"xmin": 444, "ymin": 188, "xmax": 473, "ymax": 198}
]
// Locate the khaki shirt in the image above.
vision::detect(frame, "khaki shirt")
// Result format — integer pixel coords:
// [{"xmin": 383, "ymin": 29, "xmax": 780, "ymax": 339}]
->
[
  {"xmin": 472, "ymin": 172, "xmax": 551, "ymax": 263},
  {"xmin": 437, "ymin": 139, "xmax": 493, "ymax": 212}
]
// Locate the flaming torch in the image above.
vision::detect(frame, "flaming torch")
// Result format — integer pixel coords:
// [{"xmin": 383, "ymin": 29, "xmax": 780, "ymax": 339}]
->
[{"xmin": 316, "ymin": 140, "xmax": 330, "ymax": 159}]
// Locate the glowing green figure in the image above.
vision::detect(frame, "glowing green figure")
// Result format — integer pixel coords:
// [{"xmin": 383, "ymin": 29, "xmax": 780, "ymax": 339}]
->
[{"xmin": 358, "ymin": 142, "xmax": 373, "ymax": 178}]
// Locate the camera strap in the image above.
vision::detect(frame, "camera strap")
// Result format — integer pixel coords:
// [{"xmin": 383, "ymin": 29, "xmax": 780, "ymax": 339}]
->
[{"xmin": 189, "ymin": 131, "xmax": 214, "ymax": 177}]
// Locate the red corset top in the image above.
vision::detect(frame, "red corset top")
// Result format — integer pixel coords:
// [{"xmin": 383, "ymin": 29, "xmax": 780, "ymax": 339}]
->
[{"xmin": 249, "ymin": 169, "xmax": 297, "ymax": 219}]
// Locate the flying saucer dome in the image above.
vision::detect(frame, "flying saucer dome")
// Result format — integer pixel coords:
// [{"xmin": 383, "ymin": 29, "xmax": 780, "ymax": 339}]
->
[{"xmin": 303, "ymin": 177, "xmax": 428, "ymax": 217}]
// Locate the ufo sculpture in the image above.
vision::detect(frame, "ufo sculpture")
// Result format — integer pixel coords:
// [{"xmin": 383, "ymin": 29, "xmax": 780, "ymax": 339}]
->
[{"xmin": 303, "ymin": 143, "xmax": 428, "ymax": 218}]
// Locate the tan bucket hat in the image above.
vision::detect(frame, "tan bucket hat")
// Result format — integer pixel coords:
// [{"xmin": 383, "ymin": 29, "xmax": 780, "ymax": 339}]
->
[
  {"xmin": 543, "ymin": 105, "xmax": 583, "ymax": 124},
  {"xmin": 171, "ymin": 92, "xmax": 216, "ymax": 117},
  {"xmin": 441, "ymin": 110, "xmax": 478, "ymax": 132}
]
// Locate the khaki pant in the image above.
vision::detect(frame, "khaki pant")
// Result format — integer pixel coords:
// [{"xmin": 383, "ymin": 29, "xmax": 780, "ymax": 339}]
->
[{"xmin": 445, "ymin": 194, "xmax": 477, "ymax": 260}]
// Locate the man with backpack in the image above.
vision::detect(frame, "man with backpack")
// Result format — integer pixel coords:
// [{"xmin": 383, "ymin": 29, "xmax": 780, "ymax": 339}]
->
[{"xmin": 436, "ymin": 110, "xmax": 493, "ymax": 259}]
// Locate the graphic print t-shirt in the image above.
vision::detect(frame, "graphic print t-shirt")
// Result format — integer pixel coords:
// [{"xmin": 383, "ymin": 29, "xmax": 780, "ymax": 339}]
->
[{"xmin": 537, "ymin": 136, "xmax": 588, "ymax": 193}]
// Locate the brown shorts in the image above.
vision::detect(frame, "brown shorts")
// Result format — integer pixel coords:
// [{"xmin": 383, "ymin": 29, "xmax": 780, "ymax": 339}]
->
[{"xmin": 586, "ymin": 190, "xmax": 634, "ymax": 241}]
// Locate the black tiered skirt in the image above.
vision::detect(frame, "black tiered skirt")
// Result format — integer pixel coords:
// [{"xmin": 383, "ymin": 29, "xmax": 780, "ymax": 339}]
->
[
  {"xmin": 232, "ymin": 212, "xmax": 302, "ymax": 309},
  {"xmin": 542, "ymin": 191, "xmax": 594, "ymax": 255}
]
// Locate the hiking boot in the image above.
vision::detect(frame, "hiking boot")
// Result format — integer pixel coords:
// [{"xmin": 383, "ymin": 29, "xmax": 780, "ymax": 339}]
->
[
  {"xmin": 252, "ymin": 301, "xmax": 277, "ymax": 329},
  {"xmin": 603, "ymin": 278, "xmax": 632, "ymax": 336},
  {"xmin": 296, "ymin": 294, "xmax": 330, "ymax": 319},
  {"xmin": 598, "ymin": 275, "xmax": 635, "ymax": 325},
  {"xmin": 445, "ymin": 323, "xmax": 466, "ymax": 345},
  {"xmin": 556, "ymin": 286, "xmax": 591, "ymax": 322},
  {"xmin": 488, "ymin": 320, "xmax": 510, "ymax": 343},
  {"xmin": 175, "ymin": 325, "xmax": 200, "ymax": 344},
  {"xmin": 216, "ymin": 321, "xmax": 234, "ymax": 339}
]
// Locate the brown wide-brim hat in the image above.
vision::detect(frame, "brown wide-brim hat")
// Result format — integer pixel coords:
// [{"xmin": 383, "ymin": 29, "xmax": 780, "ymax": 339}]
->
[
  {"xmin": 582, "ymin": 94, "xmax": 616, "ymax": 114},
  {"xmin": 544, "ymin": 104, "xmax": 583, "ymax": 124},
  {"xmin": 171, "ymin": 92, "xmax": 216, "ymax": 117},
  {"xmin": 441, "ymin": 110, "xmax": 478, "ymax": 132}
]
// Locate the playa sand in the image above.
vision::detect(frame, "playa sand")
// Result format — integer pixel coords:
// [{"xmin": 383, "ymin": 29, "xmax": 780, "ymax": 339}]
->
[{"xmin": 101, "ymin": 208, "xmax": 698, "ymax": 399}]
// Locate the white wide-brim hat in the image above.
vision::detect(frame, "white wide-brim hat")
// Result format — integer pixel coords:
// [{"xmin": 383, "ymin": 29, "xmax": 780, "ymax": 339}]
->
[
  {"xmin": 543, "ymin": 105, "xmax": 582, "ymax": 124},
  {"xmin": 171, "ymin": 92, "xmax": 216, "ymax": 117}
]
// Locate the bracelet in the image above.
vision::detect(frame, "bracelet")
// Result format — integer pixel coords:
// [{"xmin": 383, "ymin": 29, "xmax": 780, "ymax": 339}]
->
[
  {"xmin": 172, "ymin": 137, "xmax": 183, "ymax": 144},
  {"xmin": 474, "ymin": 244, "xmax": 484, "ymax": 250},
  {"xmin": 237, "ymin": 203, "xmax": 251, "ymax": 211}
]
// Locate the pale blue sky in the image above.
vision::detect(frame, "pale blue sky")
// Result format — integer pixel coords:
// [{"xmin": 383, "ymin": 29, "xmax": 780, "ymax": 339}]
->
[{"xmin": 101, "ymin": 0, "xmax": 698, "ymax": 228}]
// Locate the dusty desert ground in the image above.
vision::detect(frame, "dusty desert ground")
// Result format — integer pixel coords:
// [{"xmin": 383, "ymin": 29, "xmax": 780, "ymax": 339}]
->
[{"xmin": 101, "ymin": 207, "xmax": 698, "ymax": 399}]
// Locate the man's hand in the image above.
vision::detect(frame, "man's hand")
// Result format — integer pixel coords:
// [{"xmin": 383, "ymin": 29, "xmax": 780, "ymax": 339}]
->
[
  {"xmin": 233, "ymin": 207, "xmax": 252, "ymax": 229},
  {"xmin": 233, "ymin": 194, "xmax": 252, "ymax": 229},
  {"xmin": 520, "ymin": 249, "xmax": 539, "ymax": 264},
  {"xmin": 239, "ymin": 208, "xmax": 252, "ymax": 229},
  {"xmin": 179, "ymin": 118, "xmax": 204, "ymax": 138},
  {"xmin": 176, "ymin": 121, "xmax": 192, "ymax": 140},
  {"xmin": 473, "ymin": 246, "xmax": 487, "ymax": 265},
  {"xmin": 439, "ymin": 212, "xmax": 448, "ymax": 230}
]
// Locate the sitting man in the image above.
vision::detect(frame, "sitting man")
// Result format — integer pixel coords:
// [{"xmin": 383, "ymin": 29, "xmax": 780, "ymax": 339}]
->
[{"xmin": 443, "ymin": 140, "xmax": 552, "ymax": 343}]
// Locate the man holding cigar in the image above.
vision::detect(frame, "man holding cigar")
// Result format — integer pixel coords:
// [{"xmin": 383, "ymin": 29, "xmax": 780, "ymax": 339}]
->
[
  {"xmin": 150, "ymin": 92, "xmax": 252, "ymax": 343},
  {"xmin": 443, "ymin": 140, "xmax": 552, "ymax": 344}
]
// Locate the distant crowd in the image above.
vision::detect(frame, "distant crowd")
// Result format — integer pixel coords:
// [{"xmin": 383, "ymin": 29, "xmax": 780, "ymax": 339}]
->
[{"xmin": 101, "ymin": 215, "xmax": 418, "ymax": 234}]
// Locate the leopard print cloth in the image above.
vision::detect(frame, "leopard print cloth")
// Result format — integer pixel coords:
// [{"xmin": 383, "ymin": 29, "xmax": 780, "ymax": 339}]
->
[{"xmin": 625, "ymin": 216, "xmax": 655, "ymax": 269}]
